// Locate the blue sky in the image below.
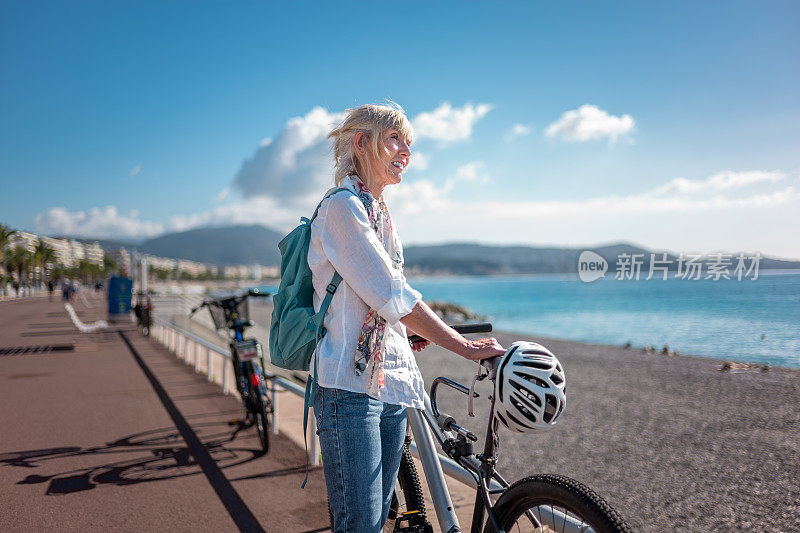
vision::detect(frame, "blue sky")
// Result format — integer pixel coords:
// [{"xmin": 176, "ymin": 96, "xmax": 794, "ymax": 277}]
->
[{"xmin": 2, "ymin": 1, "xmax": 799, "ymax": 257}]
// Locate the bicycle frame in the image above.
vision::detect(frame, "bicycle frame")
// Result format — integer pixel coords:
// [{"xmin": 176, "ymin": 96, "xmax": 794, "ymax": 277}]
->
[{"xmin": 406, "ymin": 383, "xmax": 595, "ymax": 533}]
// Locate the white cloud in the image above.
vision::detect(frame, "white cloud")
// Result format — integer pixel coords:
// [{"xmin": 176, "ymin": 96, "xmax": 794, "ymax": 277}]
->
[
  {"xmin": 652, "ymin": 170, "xmax": 788, "ymax": 195},
  {"xmin": 232, "ymin": 106, "xmax": 344, "ymax": 202},
  {"xmin": 384, "ymin": 179, "xmax": 454, "ymax": 216},
  {"xmin": 545, "ymin": 105, "xmax": 635, "ymax": 143},
  {"xmin": 213, "ymin": 186, "xmax": 230, "ymax": 202},
  {"xmin": 455, "ymin": 161, "xmax": 490, "ymax": 184},
  {"xmin": 129, "ymin": 165, "xmax": 141, "ymax": 177},
  {"xmin": 409, "ymin": 151, "xmax": 430, "ymax": 172},
  {"xmin": 412, "ymin": 102, "xmax": 493, "ymax": 142},
  {"xmin": 504, "ymin": 123, "xmax": 532, "ymax": 143},
  {"xmin": 388, "ymin": 170, "xmax": 800, "ymax": 254},
  {"xmin": 33, "ymin": 198, "xmax": 308, "ymax": 242},
  {"xmin": 34, "ymin": 206, "xmax": 164, "ymax": 240}
]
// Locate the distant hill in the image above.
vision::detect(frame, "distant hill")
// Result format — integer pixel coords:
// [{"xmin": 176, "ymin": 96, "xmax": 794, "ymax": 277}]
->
[
  {"xmin": 403, "ymin": 242, "xmax": 800, "ymax": 275},
  {"xmin": 137, "ymin": 225, "xmax": 285, "ymax": 266},
  {"xmin": 63, "ymin": 225, "xmax": 800, "ymax": 272},
  {"xmin": 403, "ymin": 242, "xmax": 655, "ymax": 275}
]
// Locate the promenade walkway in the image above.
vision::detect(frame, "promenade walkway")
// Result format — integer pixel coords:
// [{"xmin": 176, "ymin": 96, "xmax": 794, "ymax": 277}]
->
[{"xmin": 0, "ymin": 295, "xmax": 329, "ymax": 532}]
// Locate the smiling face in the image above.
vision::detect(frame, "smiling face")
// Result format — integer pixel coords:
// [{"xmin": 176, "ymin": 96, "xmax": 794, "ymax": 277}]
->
[
  {"xmin": 356, "ymin": 128, "xmax": 412, "ymax": 197},
  {"xmin": 376, "ymin": 128, "xmax": 412, "ymax": 186}
]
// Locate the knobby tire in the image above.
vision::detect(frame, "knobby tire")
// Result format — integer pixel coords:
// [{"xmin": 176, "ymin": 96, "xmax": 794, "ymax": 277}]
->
[
  {"xmin": 391, "ymin": 436, "xmax": 427, "ymax": 522},
  {"xmin": 484, "ymin": 474, "xmax": 631, "ymax": 533}
]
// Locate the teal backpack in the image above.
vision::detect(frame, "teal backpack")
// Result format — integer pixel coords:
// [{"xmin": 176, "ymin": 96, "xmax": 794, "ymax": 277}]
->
[{"xmin": 268, "ymin": 186, "xmax": 354, "ymax": 487}]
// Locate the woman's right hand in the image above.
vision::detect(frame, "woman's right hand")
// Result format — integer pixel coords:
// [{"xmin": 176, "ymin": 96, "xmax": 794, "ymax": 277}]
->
[{"xmin": 459, "ymin": 337, "xmax": 505, "ymax": 361}]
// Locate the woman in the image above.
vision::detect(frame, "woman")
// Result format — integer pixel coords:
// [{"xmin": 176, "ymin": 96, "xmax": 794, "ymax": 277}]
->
[{"xmin": 309, "ymin": 103, "xmax": 504, "ymax": 532}]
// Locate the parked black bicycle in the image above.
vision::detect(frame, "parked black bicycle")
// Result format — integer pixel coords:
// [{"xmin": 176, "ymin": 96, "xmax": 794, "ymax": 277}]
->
[
  {"xmin": 190, "ymin": 288, "xmax": 273, "ymax": 453},
  {"xmin": 133, "ymin": 292, "xmax": 153, "ymax": 336}
]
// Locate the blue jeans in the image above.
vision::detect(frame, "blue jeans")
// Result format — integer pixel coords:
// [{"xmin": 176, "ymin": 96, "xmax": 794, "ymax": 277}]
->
[{"xmin": 313, "ymin": 385, "xmax": 407, "ymax": 533}]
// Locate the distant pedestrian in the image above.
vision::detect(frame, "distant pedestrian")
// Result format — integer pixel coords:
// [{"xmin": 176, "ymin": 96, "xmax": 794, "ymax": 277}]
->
[{"xmin": 47, "ymin": 280, "xmax": 55, "ymax": 301}]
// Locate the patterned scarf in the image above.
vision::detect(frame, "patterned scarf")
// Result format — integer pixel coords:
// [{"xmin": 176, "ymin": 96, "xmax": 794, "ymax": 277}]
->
[{"xmin": 348, "ymin": 175, "xmax": 404, "ymax": 397}]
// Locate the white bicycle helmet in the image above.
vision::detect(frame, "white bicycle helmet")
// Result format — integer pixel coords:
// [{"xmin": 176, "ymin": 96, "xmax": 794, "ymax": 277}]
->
[{"xmin": 494, "ymin": 341, "xmax": 566, "ymax": 432}]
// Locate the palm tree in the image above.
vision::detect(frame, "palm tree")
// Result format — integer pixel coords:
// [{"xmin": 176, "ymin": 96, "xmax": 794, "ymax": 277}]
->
[
  {"xmin": 0, "ymin": 224, "xmax": 17, "ymax": 280},
  {"xmin": 34, "ymin": 238, "xmax": 57, "ymax": 284},
  {"xmin": 7, "ymin": 246, "xmax": 32, "ymax": 289}
]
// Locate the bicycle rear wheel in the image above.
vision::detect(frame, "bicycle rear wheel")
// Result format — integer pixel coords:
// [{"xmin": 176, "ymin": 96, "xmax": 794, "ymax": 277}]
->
[{"xmin": 485, "ymin": 474, "xmax": 630, "ymax": 533}]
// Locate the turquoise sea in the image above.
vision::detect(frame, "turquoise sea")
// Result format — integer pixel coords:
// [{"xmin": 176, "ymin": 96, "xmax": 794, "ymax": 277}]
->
[
  {"xmin": 260, "ymin": 271, "xmax": 800, "ymax": 368},
  {"xmin": 408, "ymin": 271, "xmax": 800, "ymax": 368}
]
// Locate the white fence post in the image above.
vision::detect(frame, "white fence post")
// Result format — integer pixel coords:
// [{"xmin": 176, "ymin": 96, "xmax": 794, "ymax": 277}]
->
[
  {"xmin": 271, "ymin": 380, "xmax": 280, "ymax": 435},
  {"xmin": 222, "ymin": 358, "xmax": 229, "ymax": 395},
  {"xmin": 206, "ymin": 348, "xmax": 213, "ymax": 382}
]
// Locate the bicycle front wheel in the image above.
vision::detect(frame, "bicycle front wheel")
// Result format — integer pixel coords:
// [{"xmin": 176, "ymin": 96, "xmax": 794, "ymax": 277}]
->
[
  {"xmin": 389, "ymin": 436, "xmax": 427, "ymax": 522},
  {"xmin": 485, "ymin": 474, "xmax": 631, "ymax": 533}
]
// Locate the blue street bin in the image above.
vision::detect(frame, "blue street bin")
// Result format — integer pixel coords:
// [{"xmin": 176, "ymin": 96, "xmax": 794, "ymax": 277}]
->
[{"xmin": 108, "ymin": 276, "xmax": 133, "ymax": 322}]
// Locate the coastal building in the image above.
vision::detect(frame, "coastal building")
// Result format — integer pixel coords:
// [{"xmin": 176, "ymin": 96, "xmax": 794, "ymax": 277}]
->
[
  {"xmin": 146, "ymin": 255, "xmax": 177, "ymax": 271},
  {"xmin": 10, "ymin": 231, "xmax": 38, "ymax": 253},
  {"xmin": 222, "ymin": 265, "xmax": 251, "ymax": 280},
  {"xmin": 84, "ymin": 242, "xmax": 104, "ymax": 265},
  {"xmin": 177, "ymin": 259, "xmax": 207, "ymax": 278},
  {"xmin": 42, "ymin": 236, "xmax": 74, "ymax": 267}
]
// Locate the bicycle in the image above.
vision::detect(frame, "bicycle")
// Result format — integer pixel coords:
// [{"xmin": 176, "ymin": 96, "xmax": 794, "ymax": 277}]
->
[
  {"xmin": 190, "ymin": 288, "xmax": 274, "ymax": 453},
  {"xmin": 381, "ymin": 322, "xmax": 631, "ymax": 533},
  {"xmin": 133, "ymin": 291, "xmax": 153, "ymax": 336}
]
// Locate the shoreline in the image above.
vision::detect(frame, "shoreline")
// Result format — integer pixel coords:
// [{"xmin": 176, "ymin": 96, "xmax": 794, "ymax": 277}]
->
[{"xmin": 490, "ymin": 326, "xmax": 800, "ymax": 372}]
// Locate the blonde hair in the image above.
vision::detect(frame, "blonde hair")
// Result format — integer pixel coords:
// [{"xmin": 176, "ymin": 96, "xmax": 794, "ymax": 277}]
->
[{"xmin": 328, "ymin": 102, "xmax": 413, "ymax": 186}]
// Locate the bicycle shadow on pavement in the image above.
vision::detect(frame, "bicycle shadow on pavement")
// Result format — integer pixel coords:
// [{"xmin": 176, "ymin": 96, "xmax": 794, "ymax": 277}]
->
[{"xmin": 0, "ymin": 417, "xmax": 271, "ymax": 496}]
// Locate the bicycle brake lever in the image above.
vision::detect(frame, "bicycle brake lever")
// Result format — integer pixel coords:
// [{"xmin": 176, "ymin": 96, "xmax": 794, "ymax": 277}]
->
[{"xmin": 468, "ymin": 362, "xmax": 487, "ymax": 417}]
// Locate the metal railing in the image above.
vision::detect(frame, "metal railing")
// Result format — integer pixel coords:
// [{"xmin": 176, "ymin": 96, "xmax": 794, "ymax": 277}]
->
[{"xmin": 149, "ymin": 315, "xmax": 320, "ymax": 464}]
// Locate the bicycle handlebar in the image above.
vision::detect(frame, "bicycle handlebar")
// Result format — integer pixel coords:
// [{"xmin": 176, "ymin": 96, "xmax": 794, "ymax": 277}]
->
[
  {"xmin": 408, "ymin": 322, "xmax": 493, "ymax": 345},
  {"xmin": 248, "ymin": 289, "xmax": 271, "ymax": 297},
  {"xmin": 191, "ymin": 289, "xmax": 271, "ymax": 313},
  {"xmin": 189, "ymin": 302, "xmax": 207, "ymax": 316}
]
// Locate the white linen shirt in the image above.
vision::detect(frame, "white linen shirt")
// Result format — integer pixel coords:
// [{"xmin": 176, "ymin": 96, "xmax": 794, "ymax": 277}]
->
[{"xmin": 308, "ymin": 181, "xmax": 426, "ymax": 409}]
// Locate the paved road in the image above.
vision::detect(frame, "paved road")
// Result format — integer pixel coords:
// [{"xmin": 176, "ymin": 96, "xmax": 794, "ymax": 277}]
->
[{"xmin": 0, "ymin": 295, "xmax": 329, "ymax": 532}]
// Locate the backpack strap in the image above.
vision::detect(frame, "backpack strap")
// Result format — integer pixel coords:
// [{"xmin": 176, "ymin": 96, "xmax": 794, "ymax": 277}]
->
[
  {"xmin": 300, "ymin": 271, "xmax": 342, "ymax": 488},
  {"xmin": 309, "ymin": 186, "xmax": 353, "ymax": 223}
]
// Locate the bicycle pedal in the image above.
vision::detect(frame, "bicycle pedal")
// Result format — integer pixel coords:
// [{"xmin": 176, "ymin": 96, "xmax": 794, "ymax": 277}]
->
[
  {"xmin": 227, "ymin": 419, "xmax": 244, "ymax": 427},
  {"xmin": 393, "ymin": 510, "xmax": 432, "ymax": 533}
]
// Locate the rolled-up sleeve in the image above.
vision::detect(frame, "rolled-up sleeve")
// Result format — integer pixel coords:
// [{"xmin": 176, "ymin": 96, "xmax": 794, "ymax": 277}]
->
[{"xmin": 319, "ymin": 194, "xmax": 421, "ymax": 325}]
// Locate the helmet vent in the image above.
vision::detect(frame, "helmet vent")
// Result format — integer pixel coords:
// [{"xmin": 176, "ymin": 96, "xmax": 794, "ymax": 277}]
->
[
  {"xmin": 550, "ymin": 373, "xmax": 564, "ymax": 385},
  {"xmin": 515, "ymin": 360, "xmax": 552, "ymax": 370},
  {"xmin": 495, "ymin": 411, "xmax": 509, "ymax": 428},
  {"xmin": 509, "ymin": 381, "xmax": 542, "ymax": 407},
  {"xmin": 543, "ymin": 394, "xmax": 559, "ymax": 423},
  {"xmin": 515, "ymin": 372, "xmax": 550, "ymax": 389},
  {"xmin": 506, "ymin": 407, "xmax": 536, "ymax": 429},
  {"xmin": 509, "ymin": 395, "xmax": 538, "ymax": 423}
]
